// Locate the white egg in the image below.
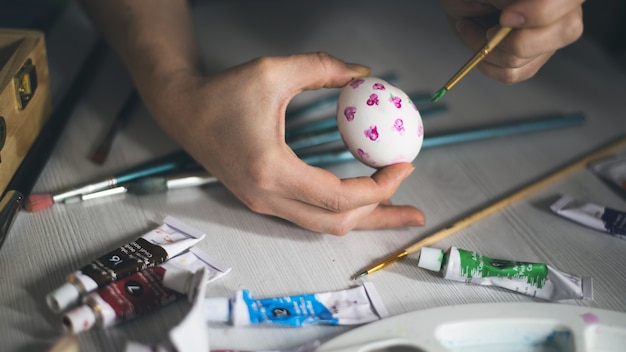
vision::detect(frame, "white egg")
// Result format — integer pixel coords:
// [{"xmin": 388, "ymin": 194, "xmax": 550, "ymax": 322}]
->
[{"xmin": 336, "ymin": 77, "xmax": 424, "ymax": 168}]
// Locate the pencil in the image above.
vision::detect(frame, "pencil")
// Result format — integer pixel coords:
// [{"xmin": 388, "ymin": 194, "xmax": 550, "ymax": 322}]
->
[
  {"xmin": 432, "ymin": 26, "xmax": 512, "ymax": 102},
  {"xmin": 353, "ymin": 134, "xmax": 626, "ymax": 280}
]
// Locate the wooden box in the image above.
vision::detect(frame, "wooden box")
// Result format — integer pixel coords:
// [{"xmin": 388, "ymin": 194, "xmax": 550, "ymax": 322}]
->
[{"xmin": 0, "ymin": 29, "xmax": 52, "ymax": 196}]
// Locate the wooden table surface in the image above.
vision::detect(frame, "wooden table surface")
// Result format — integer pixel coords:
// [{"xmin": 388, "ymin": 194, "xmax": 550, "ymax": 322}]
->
[{"xmin": 2, "ymin": 1, "xmax": 626, "ymax": 351}]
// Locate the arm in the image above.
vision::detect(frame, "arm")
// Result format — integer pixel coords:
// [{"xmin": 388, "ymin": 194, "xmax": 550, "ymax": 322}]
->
[
  {"xmin": 439, "ymin": 0, "xmax": 584, "ymax": 83},
  {"xmin": 78, "ymin": 0, "xmax": 425, "ymax": 235}
]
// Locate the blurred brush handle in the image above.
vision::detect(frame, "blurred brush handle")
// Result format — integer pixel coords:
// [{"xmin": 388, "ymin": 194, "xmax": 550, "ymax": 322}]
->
[
  {"xmin": 51, "ymin": 150, "xmax": 197, "ymax": 202},
  {"xmin": 165, "ymin": 173, "xmax": 218, "ymax": 189}
]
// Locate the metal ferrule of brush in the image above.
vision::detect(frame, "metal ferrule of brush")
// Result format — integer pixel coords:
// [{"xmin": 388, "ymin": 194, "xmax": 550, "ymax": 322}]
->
[
  {"xmin": 51, "ymin": 179, "xmax": 118, "ymax": 202},
  {"xmin": 165, "ymin": 173, "xmax": 218, "ymax": 190}
]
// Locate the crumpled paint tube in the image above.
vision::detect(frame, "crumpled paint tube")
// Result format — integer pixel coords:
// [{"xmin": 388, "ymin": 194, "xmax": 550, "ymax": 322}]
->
[
  {"xmin": 550, "ymin": 194, "xmax": 626, "ymax": 239},
  {"xmin": 124, "ymin": 339, "xmax": 321, "ymax": 352},
  {"xmin": 588, "ymin": 155, "xmax": 626, "ymax": 193},
  {"xmin": 62, "ymin": 247, "xmax": 231, "ymax": 334},
  {"xmin": 47, "ymin": 216, "xmax": 206, "ymax": 313},
  {"xmin": 204, "ymin": 282, "xmax": 388, "ymax": 327},
  {"xmin": 123, "ymin": 266, "xmax": 321, "ymax": 352},
  {"xmin": 417, "ymin": 246, "xmax": 592, "ymax": 301},
  {"xmin": 124, "ymin": 266, "xmax": 212, "ymax": 352}
]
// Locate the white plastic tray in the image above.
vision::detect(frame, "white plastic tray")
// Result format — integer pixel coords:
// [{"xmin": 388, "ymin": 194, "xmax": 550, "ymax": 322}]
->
[{"xmin": 316, "ymin": 302, "xmax": 626, "ymax": 352}]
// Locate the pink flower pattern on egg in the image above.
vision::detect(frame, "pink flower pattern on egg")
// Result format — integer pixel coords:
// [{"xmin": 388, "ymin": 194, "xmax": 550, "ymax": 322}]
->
[
  {"xmin": 344, "ymin": 106, "xmax": 357, "ymax": 121},
  {"xmin": 389, "ymin": 94, "xmax": 402, "ymax": 108},
  {"xmin": 367, "ymin": 94, "xmax": 379, "ymax": 106},
  {"xmin": 364, "ymin": 126, "xmax": 379, "ymax": 141},
  {"xmin": 350, "ymin": 79, "xmax": 365, "ymax": 89},
  {"xmin": 393, "ymin": 118, "xmax": 405, "ymax": 135},
  {"xmin": 337, "ymin": 77, "xmax": 423, "ymax": 168},
  {"xmin": 372, "ymin": 83, "xmax": 386, "ymax": 90}
]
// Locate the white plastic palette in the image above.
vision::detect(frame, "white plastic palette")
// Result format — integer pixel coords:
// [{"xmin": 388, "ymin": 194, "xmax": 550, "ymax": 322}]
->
[{"xmin": 316, "ymin": 302, "xmax": 626, "ymax": 352}]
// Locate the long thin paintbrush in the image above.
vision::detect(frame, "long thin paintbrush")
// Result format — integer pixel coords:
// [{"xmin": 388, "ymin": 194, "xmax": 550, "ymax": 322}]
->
[
  {"xmin": 24, "ymin": 144, "xmax": 366, "ymax": 212},
  {"xmin": 432, "ymin": 26, "xmax": 512, "ymax": 102},
  {"xmin": 62, "ymin": 172, "xmax": 218, "ymax": 204},
  {"xmin": 295, "ymin": 112, "xmax": 586, "ymax": 166},
  {"xmin": 90, "ymin": 91, "xmax": 139, "ymax": 164},
  {"xmin": 24, "ymin": 150, "xmax": 201, "ymax": 212},
  {"xmin": 353, "ymin": 134, "xmax": 626, "ymax": 280}
]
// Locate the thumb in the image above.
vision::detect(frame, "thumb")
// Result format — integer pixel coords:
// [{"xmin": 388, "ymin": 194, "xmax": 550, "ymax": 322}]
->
[{"xmin": 284, "ymin": 52, "xmax": 371, "ymax": 93}]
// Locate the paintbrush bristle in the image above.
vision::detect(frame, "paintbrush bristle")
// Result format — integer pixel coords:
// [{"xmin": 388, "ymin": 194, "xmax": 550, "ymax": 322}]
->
[
  {"xmin": 24, "ymin": 194, "xmax": 54, "ymax": 212},
  {"xmin": 431, "ymin": 88, "xmax": 447, "ymax": 103}
]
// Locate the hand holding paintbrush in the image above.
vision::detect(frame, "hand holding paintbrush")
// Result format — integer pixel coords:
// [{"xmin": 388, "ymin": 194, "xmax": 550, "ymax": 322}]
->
[{"xmin": 432, "ymin": 26, "xmax": 512, "ymax": 102}]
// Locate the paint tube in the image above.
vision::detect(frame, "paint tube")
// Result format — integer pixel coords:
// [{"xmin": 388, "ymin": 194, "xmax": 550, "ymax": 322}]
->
[
  {"xmin": 47, "ymin": 216, "xmax": 206, "ymax": 313},
  {"xmin": 418, "ymin": 246, "xmax": 593, "ymax": 301},
  {"xmin": 204, "ymin": 282, "xmax": 388, "ymax": 327},
  {"xmin": 588, "ymin": 155, "xmax": 626, "ymax": 194},
  {"xmin": 125, "ymin": 341, "xmax": 321, "ymax": 352},
  {"xmin": 550, "ymin": 194, "xmax": 626, "ymax": 239},
  {"xmin": 125, "ymin": 266, "xmax": 212, "ymax": 352},
  {"xmin": 208, "ymin": 342, "xmax": 321, "ymax": 352},
  {"xmin": 61, "ymin": 247, "xmax": 231, "ymax": 334}
]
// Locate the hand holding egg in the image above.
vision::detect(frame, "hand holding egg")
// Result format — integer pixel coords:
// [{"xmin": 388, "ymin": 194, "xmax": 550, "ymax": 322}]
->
[{"xmin": 337, "ymin": 77, "xmax": 424, "ymax": 168}]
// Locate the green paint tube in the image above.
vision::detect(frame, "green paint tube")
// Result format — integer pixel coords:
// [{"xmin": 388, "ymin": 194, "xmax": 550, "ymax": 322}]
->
[{"xmin": 417, "ymin": 246, "xmax": 593, "ymax": 301}]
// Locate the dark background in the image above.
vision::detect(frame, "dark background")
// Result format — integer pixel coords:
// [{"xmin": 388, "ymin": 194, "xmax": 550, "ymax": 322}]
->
[{"xmin": 1, "ymin": 0, "xmax": 624, "ymax": 69}]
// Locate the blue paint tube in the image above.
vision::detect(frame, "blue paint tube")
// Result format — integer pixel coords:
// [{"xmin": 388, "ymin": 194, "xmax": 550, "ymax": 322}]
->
[
  {"xmin": 204, "ymin": 282, "xmax": 388, "ymax": 327},
  {"xmin": 550, "ymin": 194, "xmax": 626, "ymax": 239}
]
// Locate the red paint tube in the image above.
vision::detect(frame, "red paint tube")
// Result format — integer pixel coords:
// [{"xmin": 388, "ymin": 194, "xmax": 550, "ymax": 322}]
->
[
  {"xmin": 47, "ymin": 216, "xmax": 206, "ymax": 313},
  {"xmin": 61, "ymin": 247, "xmax": 231, "ymax": 334}
]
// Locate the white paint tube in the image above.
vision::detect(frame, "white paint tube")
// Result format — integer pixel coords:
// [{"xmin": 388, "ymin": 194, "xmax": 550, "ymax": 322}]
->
[
  {"xmin": 418, "ymin": 246, "xmax": 593, "ymax": 301},
  {"xmin": 550, "ymin": 194, "xmax": 626, "ymax": 239}
]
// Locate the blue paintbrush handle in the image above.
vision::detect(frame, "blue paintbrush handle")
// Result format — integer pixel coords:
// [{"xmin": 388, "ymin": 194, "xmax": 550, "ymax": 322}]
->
[
  {"xmin": 299, "ymin": 112, "xmax": 586, "ymax": 166},
  {"xmin": 114, "ymin": 150, "xmax": 199, "ymax": 184},
  {"xmin": 286, "ymin": 72, "xmax": 400, "ymax": 121},
  {"xmin": 286, "ymin": 93, "xmax": 442, "ymax": 139},
  {"xmin": 286, "ymin": 103, "xmax": 448, "ymax": 150},
  {"xmin": 422, "ymin": 112, "xmax": 585, "ymax": 148}
]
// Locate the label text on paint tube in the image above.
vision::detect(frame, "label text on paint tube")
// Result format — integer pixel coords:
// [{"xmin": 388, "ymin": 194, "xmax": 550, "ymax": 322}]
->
[
  {"xmin": 61, "ymin": 247, "xmax": 231, "ymax": 334},
  {"xmin": 46, "ymin": 216, "xmax": 206, "ymax": 314},
  {"xmin": 204, "ymin": 282, "xmax": 388, "ymax": 327},
  {"xmin": 551, "ymin": 194, "xmax": 626, "ymax": 239},
  {"xmin": 418, "ymin": 246, "xmax": 592, "ymax": 301}
]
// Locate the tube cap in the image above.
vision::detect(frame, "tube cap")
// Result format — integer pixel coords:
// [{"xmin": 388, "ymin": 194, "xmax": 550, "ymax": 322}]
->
[
  {"xmin": 204, "ymin": 297, "xmax": 230, "ymax": 322},
  {"xmin": 418, "ymin": 247, "xmax": 444, "ymax": 272},
  {"xmin": 62, "ymin": 305, "xmax": 96, "ymax": 334},
  {"xmin": 47, "ymin": 283, "xmax": 81, "ymax": 313}
]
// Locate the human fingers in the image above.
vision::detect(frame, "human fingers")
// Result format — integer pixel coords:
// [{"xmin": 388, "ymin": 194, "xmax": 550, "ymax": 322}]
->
[
  {"xmin": 283, "ymin": 162, "xmax": 416, "ymax": 213},
  {"xmin": 277, "ymin": 52, "xmax": 371, "ymax": 97},
  {"xmin": 500, "ymin": 0, "xmax": 585, "ymax": 28},
  {"xmin": 241, "ymin": 160, "xmax": 420, "ymax": 234},
  {"xmin": 353, "ymin": 203, "xmax": 425, "ymax": 231},
  {"xmin": 475, "ymin": 50, "xmax": 552, "ymax": 84},
  {"xmin": 494, "ymin": 9, "xmax": 583, "ymax": 60},
  {"xmin": 456, "ymin": 18, "xmax": 560, "ymax": 83},
  {"xmin": 262, "ymin": 193, "xmax": 424, "ymax": 235}
]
